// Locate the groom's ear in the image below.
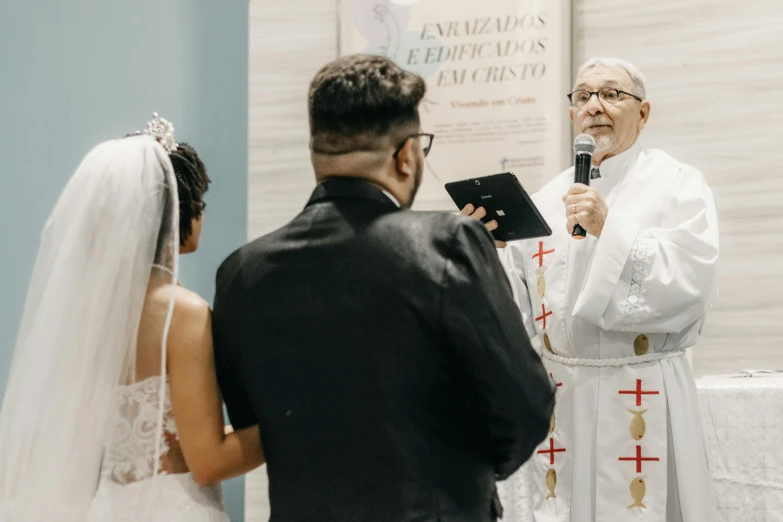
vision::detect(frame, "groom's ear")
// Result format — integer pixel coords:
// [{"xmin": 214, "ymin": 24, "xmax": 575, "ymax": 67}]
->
[{"xmin": 393, "ymin": 138, "xmax": 416, "ymax": 181}]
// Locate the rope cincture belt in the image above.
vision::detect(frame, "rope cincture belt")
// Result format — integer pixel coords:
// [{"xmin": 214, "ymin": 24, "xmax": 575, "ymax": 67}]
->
[{"xmin": 541, "ymin": 349, "xmax": 685, "ymax": 367}]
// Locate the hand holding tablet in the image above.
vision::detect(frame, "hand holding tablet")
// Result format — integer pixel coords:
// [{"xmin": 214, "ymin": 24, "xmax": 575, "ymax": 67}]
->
[{"xmin": 445, "ymin": 173, "xmax": 552, "ymax": 244}]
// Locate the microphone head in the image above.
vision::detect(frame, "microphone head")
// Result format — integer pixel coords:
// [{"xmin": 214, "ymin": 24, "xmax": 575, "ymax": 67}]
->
[{"xmin": 573, "ymin": 134, "xmax": 596, "ymax": 155}]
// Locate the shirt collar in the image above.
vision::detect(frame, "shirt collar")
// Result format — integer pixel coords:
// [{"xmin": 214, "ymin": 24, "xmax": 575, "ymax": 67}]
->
[
  {"xmin": 593, "ymin": 141, "xmax": 641, "ymax": 178},
  {"xmin": 381, "ymin": 189, "xmax": 401, "ymax": 208}
]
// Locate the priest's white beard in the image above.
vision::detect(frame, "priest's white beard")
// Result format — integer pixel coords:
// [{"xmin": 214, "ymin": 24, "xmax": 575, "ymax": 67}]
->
[{"xmin": 594, "ymin": 134, "xmax": 615, "ymax": 156}]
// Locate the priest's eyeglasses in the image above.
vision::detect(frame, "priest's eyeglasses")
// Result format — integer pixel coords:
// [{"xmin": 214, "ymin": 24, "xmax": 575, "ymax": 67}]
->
[
  {"xmin": 394, "ymin": 133, "xmax": 435, "ymax": 158},
  {"xmin": 567, "ymin": 87, "xmax": 643, "ymax": 108}
]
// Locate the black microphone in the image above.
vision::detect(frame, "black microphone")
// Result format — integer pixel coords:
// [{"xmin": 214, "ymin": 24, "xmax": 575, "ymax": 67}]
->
[{"xmin": 571, "ymin": 134, "xmax": 596, "ymax": 239}]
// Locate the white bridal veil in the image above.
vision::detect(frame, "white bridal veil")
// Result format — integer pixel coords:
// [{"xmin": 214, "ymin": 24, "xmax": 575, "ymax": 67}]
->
[{"xmin": 0, "ymin": 126, "xmax": 180, "ymax": 521}]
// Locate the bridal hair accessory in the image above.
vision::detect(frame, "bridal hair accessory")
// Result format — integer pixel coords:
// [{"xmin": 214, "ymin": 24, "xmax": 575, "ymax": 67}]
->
[{"xmin": 143, "ymin": 112, "xmax": 178, "ymax": 153}]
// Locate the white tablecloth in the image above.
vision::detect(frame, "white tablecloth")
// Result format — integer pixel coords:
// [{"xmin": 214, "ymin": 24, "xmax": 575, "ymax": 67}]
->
[
  {"xmin": 245, "ymin": 371, "xmax": 783, "ymax": 522},
  {"xmin": 698, "ymin": 372, "xmax": 783, "ymax": 521}
]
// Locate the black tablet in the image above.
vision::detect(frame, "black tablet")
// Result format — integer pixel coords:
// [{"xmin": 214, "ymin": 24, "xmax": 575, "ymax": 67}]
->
[{"xmin": 444, "ymin": 172, "xmax": 552, "ymax": 242}]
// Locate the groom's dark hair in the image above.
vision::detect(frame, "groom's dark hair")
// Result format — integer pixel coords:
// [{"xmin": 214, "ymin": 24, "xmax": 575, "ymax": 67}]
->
[{"xmin": 308, "ymin": 54, "xmax": 427, "ymax": 154}]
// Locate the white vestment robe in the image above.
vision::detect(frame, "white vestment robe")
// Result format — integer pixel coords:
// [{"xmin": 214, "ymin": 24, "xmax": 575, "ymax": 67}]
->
[{"xmin": 499, "ymin": 142, "xmax": 720, "ymax": 521}]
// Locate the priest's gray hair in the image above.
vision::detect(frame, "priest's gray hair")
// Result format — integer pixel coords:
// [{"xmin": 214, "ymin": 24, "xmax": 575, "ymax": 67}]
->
[{"xmin": 575, "ymin": 57, "xmax": 647, "ymax": 100}]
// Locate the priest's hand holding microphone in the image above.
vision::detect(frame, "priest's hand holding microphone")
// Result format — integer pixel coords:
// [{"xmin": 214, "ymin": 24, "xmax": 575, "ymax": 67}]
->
[{"xmin": 563, "ymin": 134, "xmax": 609, "ymax": 239}]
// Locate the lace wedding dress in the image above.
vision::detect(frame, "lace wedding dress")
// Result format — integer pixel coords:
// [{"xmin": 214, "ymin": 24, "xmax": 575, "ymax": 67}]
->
[
  {"xmin": 0, "ymin": 136, "xmax": 233, "ymax": 521},
  {"xmin": 87, "ymin": 376, "xmax": 229, "ymax": 522}
]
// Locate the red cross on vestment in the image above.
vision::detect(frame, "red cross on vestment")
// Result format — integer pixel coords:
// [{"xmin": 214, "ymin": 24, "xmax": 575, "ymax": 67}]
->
[
  {"xmin": 537, "ymin": 437, "xmax": 566, "ymax": 465},
  {"xmin": 535, "ymin": 303, "xmax": 552, "ymax": 329},
  {"xmin": 618, "ymin": 379, "xmax": 660, "ymax": 407},
  {"xmin": 619, "ymin": 445, "xmax": 660, "ymax": 473},
  {"xmin": 532, "ymin": 241, "xmax": 555, "ymax": 267},
  {"xmin": 549, "ymin": 373, "xmax": 562, "ymax": 388}
]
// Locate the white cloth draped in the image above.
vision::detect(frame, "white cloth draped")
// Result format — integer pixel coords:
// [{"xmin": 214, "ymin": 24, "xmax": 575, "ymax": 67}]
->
[{"xmin": 499, "ymin": 142, "xmax": 720, "ymax": 521}]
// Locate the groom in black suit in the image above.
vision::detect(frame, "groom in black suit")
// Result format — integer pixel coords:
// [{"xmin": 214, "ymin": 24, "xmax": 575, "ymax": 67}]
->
[{"xmin": 212, "ymin": 54, "xmax": 555, "ymax": 522}]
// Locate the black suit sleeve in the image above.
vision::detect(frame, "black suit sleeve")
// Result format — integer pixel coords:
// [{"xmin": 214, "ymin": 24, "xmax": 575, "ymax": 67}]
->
[
  {"xmin": 440, "ymin": 218, "xmax": 555, "ymax": 480},
  {"xmin": 213, "ymin": 263, "xmax": 258, "ymax": 431}
]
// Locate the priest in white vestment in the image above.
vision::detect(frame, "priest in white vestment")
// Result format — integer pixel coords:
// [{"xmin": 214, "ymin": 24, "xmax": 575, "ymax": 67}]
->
[{"xmin": 494, "ymin": 58, "xmax": 720, "ymax": 521}]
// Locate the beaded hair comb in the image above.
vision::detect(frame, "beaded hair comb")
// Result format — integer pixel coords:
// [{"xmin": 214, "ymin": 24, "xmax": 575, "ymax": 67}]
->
[{"xmin": 142, "ymin": 112, "xmax": 178, "ymax": 153}]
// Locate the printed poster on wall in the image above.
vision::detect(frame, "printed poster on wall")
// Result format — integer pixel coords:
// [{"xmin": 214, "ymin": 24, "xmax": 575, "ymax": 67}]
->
[{"xmin": 338, "ymin": 0, "xmax": 572, "ymax": 210}]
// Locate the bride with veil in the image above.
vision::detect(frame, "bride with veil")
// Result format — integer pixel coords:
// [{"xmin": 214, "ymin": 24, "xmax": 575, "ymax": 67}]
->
[{"xmin": 0, "ymin": 114, "xmax": 264, "ymax": 521}]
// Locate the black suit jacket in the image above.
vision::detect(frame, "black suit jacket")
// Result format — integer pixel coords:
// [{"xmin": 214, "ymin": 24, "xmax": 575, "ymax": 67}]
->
[{"xmin": 213, "ymin": 177, "xmax": 554, "ymax": 522}]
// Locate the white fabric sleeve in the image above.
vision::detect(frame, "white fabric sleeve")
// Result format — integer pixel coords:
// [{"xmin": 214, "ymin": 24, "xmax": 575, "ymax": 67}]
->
[{"xmin": 573, "ymin": 168, "xmax": 719, "ymax": 333}]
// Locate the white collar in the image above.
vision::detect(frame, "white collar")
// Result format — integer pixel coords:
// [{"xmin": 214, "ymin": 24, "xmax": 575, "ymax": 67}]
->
[
  {"xmin": 381, "ymin": 189, "xmax": 401, "ymax": 208},
  {"xmin": 593, "ymin": 141, "xmax": 641, "ymax": 178}
]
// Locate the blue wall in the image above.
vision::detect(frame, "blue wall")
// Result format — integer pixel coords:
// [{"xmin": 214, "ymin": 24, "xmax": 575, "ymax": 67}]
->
[{"xmin": 0, "ymin": 2, "xmax": 249, "ymax": 520}]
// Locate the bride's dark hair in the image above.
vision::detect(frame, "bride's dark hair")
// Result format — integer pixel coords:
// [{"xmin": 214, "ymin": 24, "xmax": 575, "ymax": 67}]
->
[{"xmin": 168, "ymin": 143, "xmax": 211, "ymax": 245}]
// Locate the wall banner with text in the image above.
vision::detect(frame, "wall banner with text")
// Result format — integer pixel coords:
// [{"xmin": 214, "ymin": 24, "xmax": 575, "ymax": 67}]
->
[{"xmin": 338, "ymin": 0, "xmax": 572, "ymax": 210}]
